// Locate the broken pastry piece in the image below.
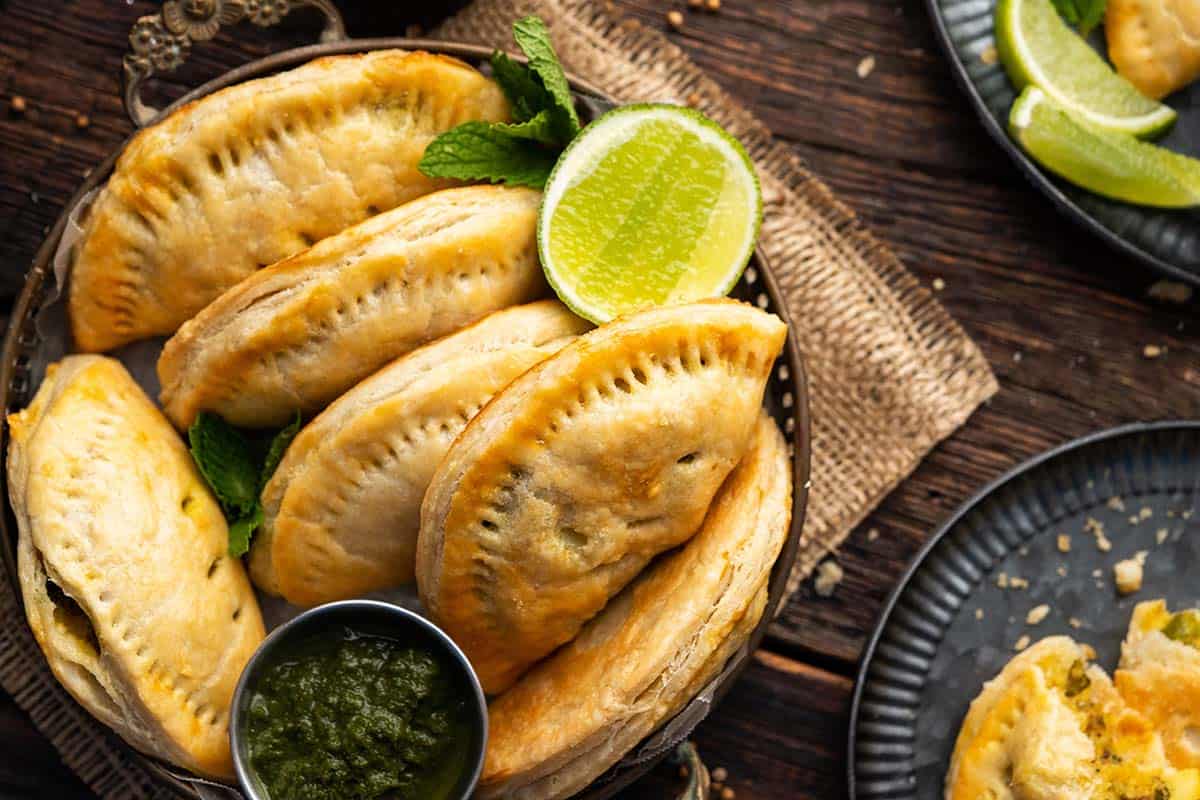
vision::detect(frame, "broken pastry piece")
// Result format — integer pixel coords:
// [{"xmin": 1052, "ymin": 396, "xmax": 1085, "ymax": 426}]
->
[
  {"xmin": 69, "ymin": 50, "xmax": 510, "ymax": 352},
  {"xmin": 946, "ymin": 636, "xmax": 1200, "ymax": 800},
  {"xmin": 1116, "ymin": 600, "xmax": 1200, "ymax": 770},
  {"xmin": 1107, "ymin": 0, "xmax": 1200, "ymax": 100},
  {"xmin": 481, "ymin": 413, "xmax": 792, "ymax": 800},
  {"xmin": 250, "ymin": 301, "xmax": 590, "ymax": 605},
  {"xmin": 158, "ymin": 185, "xmax": 547, "ymax": 429},
  {"xmin": 7, "ymin": 356, "xmax": 264, "ymax": 779},
  {"xmin": 416, "ymin": 300, "xmax": 788, "ymax": 694}
]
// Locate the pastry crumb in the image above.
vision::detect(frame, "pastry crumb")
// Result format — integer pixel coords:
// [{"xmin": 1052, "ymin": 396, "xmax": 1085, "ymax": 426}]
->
[
  {"xmin": 1092, "ymin": 568, "xmax": 1102, "ymax": 578},
  {"xmin": 975, "ymin": 608, "xmax": 984, "ymax": 620},
  {"xmin": 1069, "ymin": 617, "xmax": 1083, "ymax": 629},
  {"xmin": 1014, "ymin": 635, "xmax": 1031, "ymax": 652},
  {"xmin": 1143, "ymin": 344, "xmax": 1164, "ymax": 359},
  {"xmin": 856, "ymin": 55, "xmax": 876, "ymax": 78},
  {"xmin": 1147, "ymin": 280, "xmax": 1193, "ymax": 304},
  {"xmin": 932, "ymin": 277, "xmax": 946, "ymax": 291},
  {"xmin": 1026, "ymin": 604, "xmax": 1050, "ymax": 626},
  {"xmin": 666, "ymin": 10, "xmax": 684, "ymax": 29},
  {"xmin": 1009, "ymin": 576, "xmax": 1029, "ymax": 590},
  {"xmin": 996, "ymin": 572, "xmax": 1009, "ymax": 589},
  {"xmin": 814, "ymin": 559, "xmax": 843, "ymax": 597},
  {"xmin": 1139, "ymin": 506, "xmax": 1152, "ymax": 521},
  {"xmin": 979, "ymin": 44, "xmax": 998, "ymax": 64},
  {"xmin": 712, "ymin": 767, "xmax": 728, "ymax": 783},
  {"xmin": 1057, "ymin": 534, "xmax": 1071, "ymax": 553},
  {"xmin": 867, "ymin": 527, "xmax": 880, "ymax": 542},
  {"xmin": 1113, "ymin": 552, "xmax": 1148, "ymax": 596},
  {"xmin": 1056, "ymin": 565, "xmax": 1068, "ymax": 577},
  {"xmin": 1156, "ymin": 528, "xmax": 1169, "ymax": 545},
  {"xmin": 1106, "ymin": 496, "xmax": 1126, "ymax": 512}
]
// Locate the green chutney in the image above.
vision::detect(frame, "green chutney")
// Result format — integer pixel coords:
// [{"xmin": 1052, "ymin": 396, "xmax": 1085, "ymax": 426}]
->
[{"xmin": 245, "ymin": 629, "xmax": 474, "ymax": 800}]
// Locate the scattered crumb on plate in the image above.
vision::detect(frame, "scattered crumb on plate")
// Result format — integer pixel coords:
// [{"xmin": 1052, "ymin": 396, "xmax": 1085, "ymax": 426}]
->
[
  {"xmin": 1014, "ymin": 635, "xmax": 1031, "ymax": 652},
  {"xmin": 1057, "ymin": 534, "xmax": 1071, "ymax": 553},
  {"xmin": 1025, "ymin": 604, "xmax": 1050, "ymax": 626},
  {"xmin": 979, "ymin": 44, "xmax": 998, "ymax": 64},
  {"xmin": 1106, "ymin": 496, "xmax": 1125, "ymax": 512},
  {"xmin": 866, "ymin": 527, "xmax": 880, "ymax": 542},
  {"xmin": 975, "ymin": 608, "xmax": 984, "ymax": 620},
  {"xmin": 1156, "ymin": 528, "xmax": 1169, "ymax": 545},
  {"xmin": 857, "ymin": 55, "xmax": 876, "ymax": 78},
  {"xmin": 1068, "ymin": 617, "xmax": 1082, "ymax": 629},
  {"xmin": 1113, "ymin": 551, "xmax": 1148, "ymax": 596}
]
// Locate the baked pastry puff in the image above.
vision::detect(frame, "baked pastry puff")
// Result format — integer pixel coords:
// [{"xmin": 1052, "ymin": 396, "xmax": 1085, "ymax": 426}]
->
[
  {"xmin": 158, "ymin": 185, "xmax": 548, "ymax": 429},
  {"xmin": 480, "ymin": 413, "xmax": 791, "ymax": 800},
  {"xmin": 1116, "ymin": 600, "xmax": 1200, "ymax": 770},
  {"xmin": 946, "ymin": 636, "xmax": 1200, "ymax": 800},
  {"xmin": 7, "ymin": 356, "xmax": 264, "ymax": 779},
  {"xmin": 416, "ymin": 299, "xmax": 788, "ymax": 694},
  {"xmin": 250, "ymin": 301, "xmax": 590, "ymax": 605},
  {"xmin": 1107, "ymin": 0, "xmax": 1200, "ymax": 100},
  {"xmin": 69, "ymin": 50, "xmax": 510, "ymax": 352}
]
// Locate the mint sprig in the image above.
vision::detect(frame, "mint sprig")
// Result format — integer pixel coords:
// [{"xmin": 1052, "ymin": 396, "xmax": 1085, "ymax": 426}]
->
[
  {"xmin": 1051, "ymin": 0, "xmax": 1105, "ymax": 34},
  {"xmin": 419, "ymin": 15, "xmax": 580, "ymax": 189},
  {"xmin": 188, "ymin": 411, "xmax": 301, "ymax": 557}
]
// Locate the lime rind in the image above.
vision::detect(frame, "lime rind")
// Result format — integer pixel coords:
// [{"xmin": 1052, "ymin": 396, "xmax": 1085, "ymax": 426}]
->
[
  {"xmin": 995, "ymin": 0, "xmax": 1176, "ymax": 139},
  {"xmin": 1010, "ymin": 87, "xmax": 1200, "ymax": 208},
  {"xmin": 538, "ymin": 103, "xmax": 762, "ymax": 324}
]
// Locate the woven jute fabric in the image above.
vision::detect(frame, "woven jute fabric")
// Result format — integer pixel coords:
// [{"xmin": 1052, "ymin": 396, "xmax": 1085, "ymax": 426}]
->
[{"xmin": 0, "ymin": 2, "xmax": 996, "ymax": 798}]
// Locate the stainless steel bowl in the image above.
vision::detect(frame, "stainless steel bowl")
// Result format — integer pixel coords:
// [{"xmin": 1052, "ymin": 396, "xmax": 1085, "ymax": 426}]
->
[{"xmin": 229, "ymin": 600, "xmax": 488, "ymax": 800}]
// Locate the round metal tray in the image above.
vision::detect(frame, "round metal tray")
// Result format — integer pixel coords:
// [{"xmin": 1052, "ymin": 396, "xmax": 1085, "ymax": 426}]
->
[
  {"xmin": 0, "ymin": 16, "xmax": 812, "ymax": 800},
  {"xmin": 848, "ymin": 421, "xmax": 1200, "ymax": 798},
  {"xmin": 926, "ymin": 0, "xmax": 1200, "ymax": 286}
]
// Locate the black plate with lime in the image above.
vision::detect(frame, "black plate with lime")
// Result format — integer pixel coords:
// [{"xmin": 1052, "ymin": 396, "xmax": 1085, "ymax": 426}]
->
[{"xmin": 927, "ymin": 0, "xmax": 1200, "ymax": 285}]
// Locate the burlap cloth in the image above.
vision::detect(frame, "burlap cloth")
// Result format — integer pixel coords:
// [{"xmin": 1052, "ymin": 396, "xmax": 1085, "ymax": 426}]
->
[{"xmin": 0, "ymin": 1, "xmax": 997, "ymax": 797}]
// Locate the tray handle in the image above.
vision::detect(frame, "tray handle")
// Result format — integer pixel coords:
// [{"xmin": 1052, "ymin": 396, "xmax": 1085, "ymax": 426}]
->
[{"xmin": 121, "ymin": 0, "xmax": 347, "ymax": 128}]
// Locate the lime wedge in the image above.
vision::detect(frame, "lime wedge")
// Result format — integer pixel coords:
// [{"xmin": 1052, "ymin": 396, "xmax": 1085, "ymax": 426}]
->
[
  {"xmin": 995, "ymin": 0, "xmax": 1176, "ymax": 138},
  {"xmin": 1010, "ymin": 87, "xmax": 1200, "ymax": 208},
  {"xmin": 538, "ymin": 104, "xmax": 761, "ymax": 324}
]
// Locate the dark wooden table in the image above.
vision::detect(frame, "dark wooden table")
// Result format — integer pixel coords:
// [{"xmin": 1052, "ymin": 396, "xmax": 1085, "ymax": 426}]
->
[{"xmin": 2, "ymin": 1, "xmax": 1199, "ymax": 798}]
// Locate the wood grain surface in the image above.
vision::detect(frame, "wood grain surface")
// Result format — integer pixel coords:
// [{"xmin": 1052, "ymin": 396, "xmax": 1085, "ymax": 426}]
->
[{"xmin": 1, "ymin": 1, "xmax": 1198, "ymax": 798}]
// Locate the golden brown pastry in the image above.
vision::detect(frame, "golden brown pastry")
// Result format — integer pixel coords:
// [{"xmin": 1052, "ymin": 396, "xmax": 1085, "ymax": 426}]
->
[
  {"xmin": 7, "ymin": 356, "xmax": 264, "ymax": 780},
  {"xmin": 946, "ymin": 636, "xmax": 1200, "ymax": 800},
  {"xmin": 1107, "ymin": 0, "xmax": 1200, "ymax": 99},
  {"xmin": 70, "ymin": 50, "xmax": 509, "ymax": 352},
  {"xmin": 158, "ymin": 185, "xmax": 547, "ymax": 429},
  {"xmin": 1116, "ymin": 600, "xmax": 1200, "ymax": 770},
  {"xmin": 416, "ymin": 299, "xmax": 788, "ymax": 694},
  {"xmin": 250, "ymin": 301, "xmax": 590, "ymax": 605},
  {"xmin": 480, "ymin": 413, "xmax": 791, "ymax": 800}
]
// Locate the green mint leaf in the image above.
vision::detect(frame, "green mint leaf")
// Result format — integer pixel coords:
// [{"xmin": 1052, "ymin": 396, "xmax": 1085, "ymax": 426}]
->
[
  {"xmin": 512, "ymin": 16, "xmax": 580, "ymax": 140},
  {"xmin": 1076, "ymin": 0, "xmax": 1106, "ymax": 34},
  {"xmin": 260, "ymin": 411, "xmax": 302, "ymax": 490},
  {"xmin": 1050, "ymin": 0, "xmax": 1105, "ymax": 32},
  {"xmin": 227, "ymin": 505, "xmax": 263, "ymax": 558},
  {"xmin": 490, "ymin": 51, "xmax": 548, "ymax": 123},
  {"xmin": 188, "ymin": 412, "xmax": 258, "ymax": 513},
  {"xmin": 419, "ymin": 122, "xmax": 558, "ymax": 188},
  {"xmin": 497, "ymin": 110, "xmax": 560, "ymax": 145}
]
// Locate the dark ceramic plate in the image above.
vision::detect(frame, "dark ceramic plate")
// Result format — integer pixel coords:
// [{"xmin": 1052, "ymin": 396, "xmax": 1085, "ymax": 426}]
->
[
  {"xmin": 848, "ymin": 422, "xmax": 1200, "ymax": 798},
  {"xmin": 927, "ymin": 0, "xmax": 1200, "ymax": 285}
]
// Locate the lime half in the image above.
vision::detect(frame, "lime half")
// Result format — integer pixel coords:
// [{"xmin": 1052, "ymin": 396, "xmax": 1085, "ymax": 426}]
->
[
  {"xmin": 1010, "ymin": 87, "xmax": 1200, "ymax": 208},
  {"xmin": 538, "ymin": 104, "xmax": 761, "ymax": 324},
  {"xmin": 995, "ymin": 0, "xmax": 1176, "ymax": 138}
]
